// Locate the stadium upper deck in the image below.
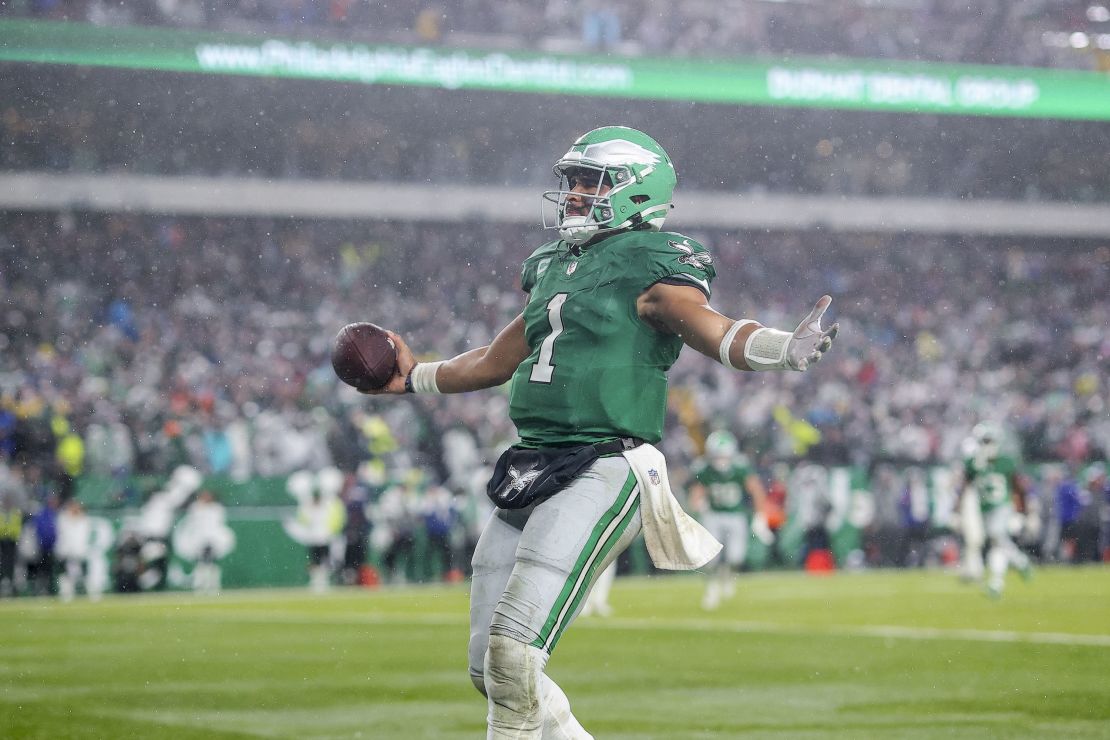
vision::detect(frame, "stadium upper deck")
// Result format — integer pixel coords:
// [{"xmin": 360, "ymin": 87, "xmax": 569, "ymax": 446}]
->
[
  {"xmin": 1, "ymin": 65, "xmax": 1108, "ymax": 205},
  {"xmin": 3, "ymin": 0, "xmax": 1108, "ymax": 70}
]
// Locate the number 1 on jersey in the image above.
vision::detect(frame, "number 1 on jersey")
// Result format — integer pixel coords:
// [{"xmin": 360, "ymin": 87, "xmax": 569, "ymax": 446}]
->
[{"xmin": 529, "ymin": 293, "xmax": 568, "ymax": 383}]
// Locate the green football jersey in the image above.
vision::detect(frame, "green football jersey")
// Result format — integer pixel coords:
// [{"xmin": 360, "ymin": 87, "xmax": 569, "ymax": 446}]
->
[
  {"xmin": 964, "ymin": 454, "xmax": 1018, "ymax": 511},
  {"xmin": 694, "ymin": 462, "xmax": 754, "ymax": 514},
  {"xmin": 509, "ymin": 229, "xmax": 715, "ymax": 448}
]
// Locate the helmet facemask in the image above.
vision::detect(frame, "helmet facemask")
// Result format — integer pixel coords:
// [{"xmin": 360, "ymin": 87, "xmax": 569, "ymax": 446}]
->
[
  {"xmin": 971, "ymin": 422, "xmax": 1003, "ymax": 460},
  {"xmin": 541, "ymin": 163, "xmax": 622, "ymax": 245}
]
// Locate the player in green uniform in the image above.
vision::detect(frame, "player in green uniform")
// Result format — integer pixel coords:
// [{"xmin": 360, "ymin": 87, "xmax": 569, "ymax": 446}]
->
[
  {"xmin": 689, "ymin": 430, "xmax": 771, "ymax": 610},
  {"xmin": 366, "ymin": 126, "xmax": 839, "ymax": 739},
  {"xmin": 960, "ymin": 422, "xmax": 1032, "ymax": 598}
]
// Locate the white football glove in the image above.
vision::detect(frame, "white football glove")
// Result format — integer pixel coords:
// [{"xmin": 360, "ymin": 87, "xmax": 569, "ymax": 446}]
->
[
  {"xmin": 721, "ymin": 296, "xmax": 840, "ymax": 372},
  {"xmin": 786, "ymin": 295, "xmax": 839, "ymax": 371},
  {"xmin": 752, "ymin": 512, "xmax": 775, "ymax": 546}
]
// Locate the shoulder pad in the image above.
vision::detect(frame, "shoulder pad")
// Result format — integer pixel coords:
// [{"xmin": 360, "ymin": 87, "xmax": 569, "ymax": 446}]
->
[{"xmin": 520, "ymin": 240, "xmax": 564, "ymax": 292}]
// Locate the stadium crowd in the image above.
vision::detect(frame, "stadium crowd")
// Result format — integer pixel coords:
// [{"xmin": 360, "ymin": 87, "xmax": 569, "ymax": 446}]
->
[
  {"xmin": 3, "ymin": 67, "xmax": 1110, "ymax": 204},
  {"xmin": 1, "ymin": 210, "xmax": 1107, "ymax": 596},
  {"xmin": 4, "ymin": 0, "xmax": 1107, "ymax": 70},
  {"xmin": 3, "ymin": 212, "xmax": 1106, "ymax": 474}
]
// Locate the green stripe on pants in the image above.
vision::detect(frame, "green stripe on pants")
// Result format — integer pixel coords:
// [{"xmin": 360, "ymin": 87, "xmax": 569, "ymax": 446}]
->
[{"xmin": 532, "ymin": 470, "xmax": 639, "ymax": 653}]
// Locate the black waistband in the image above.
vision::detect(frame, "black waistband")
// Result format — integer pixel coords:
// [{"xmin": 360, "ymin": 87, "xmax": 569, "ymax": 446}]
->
[{"xmin": 593, "ymin": 437, "xmax": 645, "ymax": 456}]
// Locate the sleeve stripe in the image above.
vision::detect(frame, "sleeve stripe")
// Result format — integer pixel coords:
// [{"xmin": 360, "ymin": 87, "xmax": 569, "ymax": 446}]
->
[{"xmin": 659, "ymin": 273, "xmax": 711, "ymax": 298}]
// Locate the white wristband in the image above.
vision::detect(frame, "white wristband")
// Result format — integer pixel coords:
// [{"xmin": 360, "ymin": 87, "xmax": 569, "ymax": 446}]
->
[
  {"xmin": 410, "ymin": 361, "xmax": 444, "ymax": 394},
  {"xmin": 744, "ymin": 328, "xmax": 792, "ymax": 371},
  {"xmin": 718, "ymin": 320, "xmax": 757, "ymax": 370}
]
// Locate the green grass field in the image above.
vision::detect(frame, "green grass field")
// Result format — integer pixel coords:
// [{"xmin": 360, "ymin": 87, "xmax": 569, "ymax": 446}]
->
[{"xmin": 3, "ymin": 567, "xmax": 1109, "ymax": 739}]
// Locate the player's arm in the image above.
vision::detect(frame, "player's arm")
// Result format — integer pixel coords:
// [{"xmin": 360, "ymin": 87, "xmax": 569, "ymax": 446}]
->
[
  {"xmin": 951, "ymin": 465, "xmax": 970, "ymax": 513},
  {"xmin": 745, "ymin": 473, "xmax": 775, "ymax": 544},
  {"xmin": 636, "ymin": 283, "xmax": 838, "ymax": 372},
  {"xmin": 1010, "ymin": 471, "xmax": 1028, "ymax": 514},
  {"xmin": 371, "ymin": 314, "xmax": 530, "ymax": 395},
  {"xmin": 744, "ymin": 473, "xmax": 769, "ymax": 513},
  {"xmin": 688, "ymin": 480, "xmax": 708, "ymax": 513}
]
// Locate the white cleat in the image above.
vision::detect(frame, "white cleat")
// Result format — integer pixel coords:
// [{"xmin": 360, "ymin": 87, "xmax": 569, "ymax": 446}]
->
[{"xmin": 701, "ymin": 585, "xmax": 721, "ymax": 611}]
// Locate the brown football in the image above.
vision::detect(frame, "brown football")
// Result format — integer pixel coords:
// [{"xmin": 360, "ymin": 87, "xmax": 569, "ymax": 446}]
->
[{"xmin": 331, "ymin": 322, "xmax": 398, "ymax": 391}]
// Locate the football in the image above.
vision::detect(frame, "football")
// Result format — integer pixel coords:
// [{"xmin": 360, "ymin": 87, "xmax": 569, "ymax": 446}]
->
[{"xmin": 331, "ymin": 322, "xmax": 398, "ymax": 391}]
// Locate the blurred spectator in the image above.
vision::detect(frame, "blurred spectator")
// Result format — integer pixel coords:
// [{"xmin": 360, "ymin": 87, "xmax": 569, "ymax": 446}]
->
[
  {"xmin": 581, "ymin": 0, "xmax": 621, "ymax": 51},
  {"xmin": 1094, "ymin": 464, "xmax": 1110, "ymax": 562},
  {"xmin": 339, "ymin": 475, "xmax": 371, "ymax": 586},
  {"xmin": 112, "ymin": 527, "xmax": 144, "ymax": 593},
  {"xmin": 54, "ymin": 498, "xmax": 88, "ymax": 601},
  {"xmin": 762, "ymin": 463, "xmax": 789, "ymax": 567},
  {"xmin": 422, "ymin": 481, "xmax": 463, "ymax": 582},
  {"xmin": 171, "ymin": 490, "xmax": 236, "ymax": 594},
  {"xmin": 28, "ymin": 493, "xmax": 60, "ymax": 595},
  {"xmin": 898, "ymin": 467, "xmax": 932, "ymax": 567},
  {"xmin": 133, "ymin": 466, "xmax": 205, "ymax": 591},
  {"xmin": 1055, "ymin": 467, "xmax": 1089, "ymax": 562},
  {"xmin": 372, "ymin": 473, "xmax": 421, "ymax": 584},
  {"xmin": 1078, "ymin": 464, "xmax": 1108, "ymax": 563},
  {"xmin": 286, "ymin": 487, "xmax": 346, "ymax": 593},
  {"xmin": 414, "ymin": 5, "xmax": 443, "ymax": 43},
  {"xmin": 0, "ymin": 467, "xmax": 27, "ymax": 597},
  {"xmin": 793, "ymin": 465, "xmax": 835, "ymax": 570},
  {"xmin": 53, "ymin": 416, "xmax": 83, "ymax": 502},
  {"xmin": 54, "ymin": 498, "xmax": 113, "ymax": 601}
]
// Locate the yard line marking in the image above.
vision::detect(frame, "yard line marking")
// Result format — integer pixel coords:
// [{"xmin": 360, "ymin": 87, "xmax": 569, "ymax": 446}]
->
[
  {"xmin": 590, "ymin": 617, "xmax": 1110, "ymax": 648},
  {"xmin": 173, "ymin": 610, "xmax": 1110, "ymax": 648}
]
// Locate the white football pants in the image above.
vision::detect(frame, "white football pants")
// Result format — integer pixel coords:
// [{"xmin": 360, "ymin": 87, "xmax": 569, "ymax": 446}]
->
[
  {"xmin": 984, "ymin": 503, "xmax": 1029, "ymax": 592},
  {"xmin": 469, "ymin": 457, "xmax": 642, "ymax": 739}
]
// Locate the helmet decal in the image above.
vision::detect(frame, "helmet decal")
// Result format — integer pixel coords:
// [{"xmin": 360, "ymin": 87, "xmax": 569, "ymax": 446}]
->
[
  {"xmin": 574, "ymin": 139, "xmax": 662, "ymax": 167},
  {"xmin": 705, "ymin": 430, "xmax": 738, "ymax": 457}
]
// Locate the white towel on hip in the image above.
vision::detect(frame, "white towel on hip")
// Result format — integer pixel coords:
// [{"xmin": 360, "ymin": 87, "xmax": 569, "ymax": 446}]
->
[{"xmin": 622, "ymin": 443, "xmax": 722, "ymax": 571}]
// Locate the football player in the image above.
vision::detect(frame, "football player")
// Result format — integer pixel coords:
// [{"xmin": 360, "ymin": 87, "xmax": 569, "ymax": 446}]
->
[
  {"xmin": 689, "ymin": 430, "xmax": 772, "ymax": 610},
  {"xmin": 960, "ymin": 422, "xmax": 1032, "ymax": 598},
  {"xmin": 365, "ymin": 127, "xmax": 838, "ymax": 739}
]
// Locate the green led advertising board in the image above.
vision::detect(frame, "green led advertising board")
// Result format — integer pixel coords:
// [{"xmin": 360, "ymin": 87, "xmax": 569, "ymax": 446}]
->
[{"xmin": 3, "ymin": 19, "xmax": 1110, "ymax": 120}]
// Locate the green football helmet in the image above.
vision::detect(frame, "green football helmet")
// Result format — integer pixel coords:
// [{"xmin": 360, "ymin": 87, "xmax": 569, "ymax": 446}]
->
[
  {"xmin": 705, "ymin": 430, "xmax": 738, "ymax": 458},
  {"xmin": 971, "ymin": 422, "xmax": 1003, "ymax": 459},
  {"xmin": 705, "ymin": 430, "xmax": 743, "ymax": 472},
  {"xmin": 542, "ymin": 126, "xmax": 677, "ymax": 245}
]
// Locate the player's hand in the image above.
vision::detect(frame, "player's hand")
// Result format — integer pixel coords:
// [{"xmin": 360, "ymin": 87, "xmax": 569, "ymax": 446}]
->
[
  {"xmin": 752, "ymin": 512, "xmax": 775, "ymax": 546},
  {"xmin": 786, "ymin": 295, "xmax": 839, "ymax": 371},
  {"xmin": 359, "ymin": 330, "xmax": 416, "ymax": 395}
]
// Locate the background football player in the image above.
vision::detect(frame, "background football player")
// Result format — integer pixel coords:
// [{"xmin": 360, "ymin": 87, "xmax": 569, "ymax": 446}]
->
[
  {"xmin": 689, "ymin": 430, "xmax": 773, "ymax": 610},
  {"xmin": 366, "ymin": 126, "xmax": 837, "ymax": 739},
  {"xmin": 960, "ymin": 422, "xmax": 1033, "ymax": 598}
]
